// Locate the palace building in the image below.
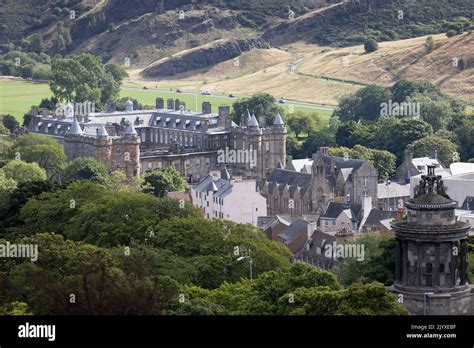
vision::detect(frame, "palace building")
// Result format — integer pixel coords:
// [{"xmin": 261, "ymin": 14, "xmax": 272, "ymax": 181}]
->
[{"xmin": 27, "ymin": 98, "xmax": 287, "ymax": 181}]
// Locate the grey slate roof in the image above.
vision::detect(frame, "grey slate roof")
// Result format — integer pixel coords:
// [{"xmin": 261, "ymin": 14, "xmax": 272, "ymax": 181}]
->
[
  {"xmin": 268, "ymin": 168, "xmax": 312, "ymax": 188},
  {"xmin": 319, "ymin": 202, "xmax": 362, "ymax": 223},
  {"xmin": 363, "ymin": 209, "xmax": 396, "ymax": 229},
  {"xmin": 97, "ymin": 125, "xmax": 109, "ymax": 138},
  {"xmin": 206, "ymin": 180, "xmax": 219, "ymax": 192},
  {"xmin": 248, "ymin": 114, "xmax": 259, "ymax": 127},
  {"xmin": 195, "ymin": 175, "xmax": 233, "ymax": 198},
  {"xmin": 273, "ymin": 113, "xmax": 284, "ymax": 125},
  {"xmin": 461, "ymin": 196, "xmax": 474, "ymax": 211},
  {"xmin": 263, "ymin": 168, "xmax": 312, "ymax": 198},
  {"xmin": 279, "ymin": 218, "xmax": 313, "ymax": 244},
  {"xmin": 221, "ymin": 167, "xmax": 231, "ymax": 180},
  {"xmin": 257, "ymin": 215, "xmax": 291, "ymax": 230}
]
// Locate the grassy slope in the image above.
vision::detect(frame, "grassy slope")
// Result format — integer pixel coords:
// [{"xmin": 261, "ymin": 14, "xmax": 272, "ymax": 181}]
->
[{"xmin": 0, "ymin": 79, "xmax": 334, "ymax": 121}]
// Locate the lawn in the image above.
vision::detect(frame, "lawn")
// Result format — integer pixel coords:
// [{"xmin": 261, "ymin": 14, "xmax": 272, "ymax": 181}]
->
[
  {"xmin": 0, "ymin": 80, "xmax": 334, "ymax": 122},
  {"xmin": 0, "ymin": 80, "xmax": 52, "ymax": 121}
]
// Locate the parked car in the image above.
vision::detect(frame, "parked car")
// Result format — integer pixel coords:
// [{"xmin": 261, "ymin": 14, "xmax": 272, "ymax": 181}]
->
[
  {"xmin": 143, "ymin": 86, "xmax": 148, "ymax": 90},
  {"xmin": 228, "ymin": 94, "xmax": 235, "ymax": 98},
  {"xmin": 176, "ymin": 88, "xmax": 182, "ymax": 93},
  {"xmin": 279, "ymin": 98, "xmax": 286, "ymax": 104},
  {"xmin": 201, "ymin": 90, "xmax": 212, "ymax": 95}
]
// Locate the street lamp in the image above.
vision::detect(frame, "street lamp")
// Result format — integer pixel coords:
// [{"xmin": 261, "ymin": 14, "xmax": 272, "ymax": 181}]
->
[
  {"xmin": 423, "ymin": 292, "xmax": 434, "ymax": 315},
  {"xmin": 237, "ymin": 249, "xmax": 253, "ymax": 279}
]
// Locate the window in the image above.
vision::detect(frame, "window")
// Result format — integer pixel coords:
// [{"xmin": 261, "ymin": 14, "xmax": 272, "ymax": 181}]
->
[
  {"xmin": 141, "ymin": 132, "xmax": 146, "ymax": 142},
  {"xmin": 325, "ymin": 221, "xmax": 328, "ymax": 226},
  {"xmin": 364, "ymin": 177, "xmax": 368, "ymax": 187},
  {"xmin": 364, "ymin": 191, "xmax": 368, "ymax": 198},
  {"xmin": 115, "ymin": 153, "xmax": 122, "ymax": 166},
  {"xmin": 265, "ymin": 142, "xmax": 270, "ymax": 151}
]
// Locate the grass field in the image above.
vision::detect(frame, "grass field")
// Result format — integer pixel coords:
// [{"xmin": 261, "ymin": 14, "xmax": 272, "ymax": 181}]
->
[
  {"xmin": 0, "ymin": 80, "xmax": 335, "ymax": 121},
  {"xmin": 0, "ymin": 80, "xmax": 52, "ymax": 120}
]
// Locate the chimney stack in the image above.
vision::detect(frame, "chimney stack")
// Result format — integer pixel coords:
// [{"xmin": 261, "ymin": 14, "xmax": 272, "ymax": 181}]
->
[
  {"xmin": 156, "ymin": 97, "xmax": 164, "ymax": 109},
  {"xmin": 217, "ymin": 105, "xmax": 231, "ymax": 128},
  {"xmin": 107, "ymin": 100, "xmax": 117, "ymax": 112},
  {"xmin": 174, "ymin": 99, "xmax": 181, "ymax": 111},
  {"xmin": 429, "ymin": 149, "xmax": 438, "ymax": 160},
  {"xmin": 31, "ymin": 106, "xmax": 38, "ymax": 117},
  {"xmin": 202, "ymin": 101, "xmax": 211, "ymax": 114},
  {"xmin": 320, "ymin": 147, "xmax": 329, "ymax": 156},
  {"xmin": 167, "ymin": 99, "xmax": 174, "ymax": 110}
]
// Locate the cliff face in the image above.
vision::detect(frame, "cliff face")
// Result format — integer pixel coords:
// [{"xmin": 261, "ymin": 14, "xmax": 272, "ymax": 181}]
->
[{"xmin": 142, "ymin": 38, "xmax": 270, "ymax": 78}]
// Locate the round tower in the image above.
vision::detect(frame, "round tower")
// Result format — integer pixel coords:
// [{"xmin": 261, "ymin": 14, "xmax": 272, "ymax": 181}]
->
[{"xmin": 391, "ymin": 165, "xmax": 471, "ymax": 315}]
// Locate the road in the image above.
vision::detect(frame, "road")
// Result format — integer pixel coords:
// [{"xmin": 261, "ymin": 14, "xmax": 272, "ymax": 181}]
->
[{"xmin": 121, "ymin": 85, "xmax": 336, "ymax": 112}]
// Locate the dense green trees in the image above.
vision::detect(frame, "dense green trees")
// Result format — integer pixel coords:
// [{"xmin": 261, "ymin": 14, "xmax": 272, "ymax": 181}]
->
[
  {"xmin": 334, "ymin": 85, "xmax": 390, "ymax": 123},
  {"xmin": 1, "ymin": 160, "xmax": 47, "ymax": 184},
  {"xmin": 231, "ymin": 93, "xmax": 283, "ymax": 126},
  {"xmin": 334, "ymin": 234, "xmax": 395, "ymax": 287},
  {"xmin": 9, "ymin": 134, "xmax": 66, "ymax": 178},
  {"xmin": 406, "ymin": 135, "xmax": 458, "ymax": 166},
  {"xmin": 169, "ymin": 263, "xmax": 407, "ymax": 315},
  {"xmin": 62, "ymin": 157, "xmax": 109, "ymax": 184},
  {"xmin": 287, "ymin": 111, "xmax": 322, "ymax": 138},
  {"xmin": 330, "ymin": 80, "xmax": 467, "ymax": 166},
  {"xmin": 142, "ymin": 166, "xmax": 188, "ymax": 197},
  {"xmin": 105, "ymin": 63, "xmax": 129, "ymax": 83},
  {"xmin": 50, "ymin": 54, "xmax": 120, "ymax": 106},
  {"xmin": 0, "ymin": 114, "xmax": 19, "ymax": 133},
  {"xmin": 329, "ymin": 145, "xmax": 396, "ymax": 181}
]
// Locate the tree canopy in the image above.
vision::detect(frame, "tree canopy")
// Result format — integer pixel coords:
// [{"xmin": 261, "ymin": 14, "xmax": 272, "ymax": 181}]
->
[
  {"xmin": 62, "ymin": 157, "xmax": 109, "ymax": 185},
  {"xmin": 231, "ymin": 93, "xmax": 283, "ymax": 126},
  {"xmin": 142, "ymin": 166, "xmax": 188, "ymax": 197},
  {"xmin": 50, "ymin": 54, "xmax": 120, "ymax": 106}
]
